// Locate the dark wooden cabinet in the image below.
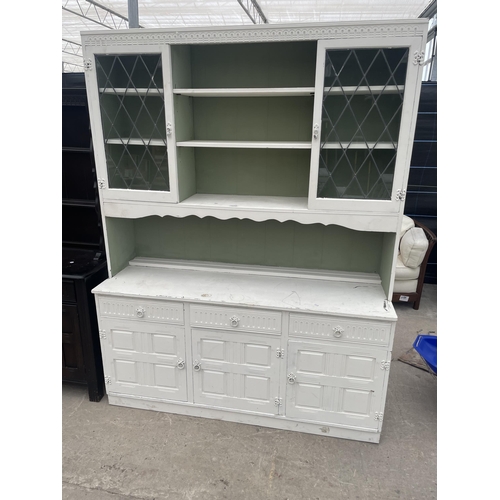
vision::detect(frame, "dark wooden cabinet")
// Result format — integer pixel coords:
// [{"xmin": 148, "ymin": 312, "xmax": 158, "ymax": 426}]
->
[{"xmin": 62, "ymin": 72, "xmax": 108, "ymax": 402}]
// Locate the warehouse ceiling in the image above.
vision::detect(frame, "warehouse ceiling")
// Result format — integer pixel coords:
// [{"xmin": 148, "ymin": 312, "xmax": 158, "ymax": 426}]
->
[{"xmin": 62, "ymin": 0, "xmax": 434, "ymax": 72}]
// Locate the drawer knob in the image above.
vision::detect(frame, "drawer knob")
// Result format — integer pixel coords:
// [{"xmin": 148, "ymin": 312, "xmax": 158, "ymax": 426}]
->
[
  {"xmin": 229, "ymin": 315, "xmax": 240, "ymax": 327},
  {"xmin": 333, "ymin": 326, "xmax": 344, "ymax": 338},
  {"xmin": 176, "ymin": 359, "xmax": 185, "ymax": 370},
  {"xmin": 193, "ymin": 361, "xmax": 201, "ymax": 372},
  {"xmin": 135, "ymin": 307, "xmax": 146, "ymax": 318},
  {"xmin": 287, "ymin": 373, "xmax": 296, "ymax": 384}
]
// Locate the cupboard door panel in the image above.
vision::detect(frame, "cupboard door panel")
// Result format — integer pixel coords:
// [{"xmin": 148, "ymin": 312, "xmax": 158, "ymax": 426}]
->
[
  {"xmin": 286, "ymin": 340, "xmax": 389, "ymax": 430},
  {"xmin": 192, "ymin": 329, "xmax": 282, "ymax": 415},
  {"xmin": 101, "ymin": 319, "xmax": 187, "ymax": 401}
]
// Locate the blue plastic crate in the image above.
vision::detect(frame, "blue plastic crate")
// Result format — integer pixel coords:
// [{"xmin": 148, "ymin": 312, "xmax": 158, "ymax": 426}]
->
[{"xmin": 413, "ymin": 334, "xmax": 437, "ymax": 374}]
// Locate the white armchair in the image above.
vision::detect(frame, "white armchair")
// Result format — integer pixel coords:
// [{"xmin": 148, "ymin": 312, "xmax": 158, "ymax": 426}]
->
[{"xmin": 392, "ymin": 215, "xmax": 436, "ymax": 310}]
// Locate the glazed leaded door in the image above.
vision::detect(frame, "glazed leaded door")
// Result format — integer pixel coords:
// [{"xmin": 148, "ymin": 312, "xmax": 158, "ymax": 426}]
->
[
  {"xmin": 85, "ymin": 47, "xmax": 178, "ymax": 203},
  {"xmin": 308, "ymin": 38, "xmax": 423, "ymax": 213}
]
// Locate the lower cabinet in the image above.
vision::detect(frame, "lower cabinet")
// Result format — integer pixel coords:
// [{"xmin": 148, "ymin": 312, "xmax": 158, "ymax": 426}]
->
[
  {"xmin": 94, "ymin": 267, "xmax": 396, "ymax": 443},
  {"xmin": 100, "ymin": 318, "xmax": 188, "ymax": 401},
  {"xmin": 285, "ymin": 340, "xmax": 389, "ymax": 430},
  {"xmin": 192, "ymin": 329, "xmax": 282, "ymax": 415}
]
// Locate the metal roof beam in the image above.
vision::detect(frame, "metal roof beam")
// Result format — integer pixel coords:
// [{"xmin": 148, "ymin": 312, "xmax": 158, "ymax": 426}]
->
[
  {"xmin": 62, "ymin": 39, "xmax": 83, "ymax": 58},
  {"xmin": 237, "ymin": 0, "xmax": 268, "ymax": 24},
  {"xmin": 63, "ymin": 61, "xmax": 84, "ymax": 72},
  {"xmin": 62, "ymin": 0, "xmax": 143, "ymax": 30}
]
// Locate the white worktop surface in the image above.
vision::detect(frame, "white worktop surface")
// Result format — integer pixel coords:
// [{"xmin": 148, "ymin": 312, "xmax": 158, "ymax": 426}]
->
[{"xmin": 93, "ymin": 260, "xmax": 396, "ymax": 321}]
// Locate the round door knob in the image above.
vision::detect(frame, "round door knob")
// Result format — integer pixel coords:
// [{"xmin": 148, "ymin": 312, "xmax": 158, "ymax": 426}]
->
[
  {"xmin": 135, "ymin": 307, "xmax": 145, "ymax": 318},
  {"xmin": 176, "ymin": 359, "xmax": 185, "ymax": 370},
  {"xmin": 287, "ymin": 373, "xmax": 296, "ymax": 384},
  {"xmin": 333, "ymin": 326, "xmax": 344, "ymax": 338},
  {"xmin": 193, "ymin": 361, "xmax": 201, "ymax": 372},
  {"xmin": 229, "ymin": 315, "xmax": 240, "ymax": 327}
]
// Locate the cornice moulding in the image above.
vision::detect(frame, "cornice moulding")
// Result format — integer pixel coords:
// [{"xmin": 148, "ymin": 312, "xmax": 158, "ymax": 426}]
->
[{"xmin": 81, "ymin": 20, "xmax": 427, "ymax": 47}]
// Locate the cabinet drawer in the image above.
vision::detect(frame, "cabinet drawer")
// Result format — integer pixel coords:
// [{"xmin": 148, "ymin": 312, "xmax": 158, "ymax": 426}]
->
[
  {"xmin": 62, "ymin": 280, "xmax": 76, "ymax": 303},
  {"xmin": 289, "ymin": 313, "xmax": 391, "ymax": 346},
  {"xmin": 97, "ymin": 296, "xmax": 184, "ymax": 325},
  {"xmin": 190, "ymin": 305, "xmax": 281, "ymax": 335}
]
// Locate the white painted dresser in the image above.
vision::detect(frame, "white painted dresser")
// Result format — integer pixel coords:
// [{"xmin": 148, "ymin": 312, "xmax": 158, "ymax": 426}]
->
[{"xmin": 83, "ymin": 20, "xmax": 427, "ymax": 442}]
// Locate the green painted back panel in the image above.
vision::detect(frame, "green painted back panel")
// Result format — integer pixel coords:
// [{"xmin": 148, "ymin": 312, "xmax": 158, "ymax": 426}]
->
[
  {"xmin": 189, "ymin": 42, "xmax": 317, "ymax": 88},
  {"xmin": 133, "ymin": 216, "xmax": 384, "ymax": 274},
  {"xmin": 192, "ymin": 97, "xmax": 313, "ymax": 142},
  {"xmin": 194, "ymin": 148, "xmax": 310, "ymax": 196}
]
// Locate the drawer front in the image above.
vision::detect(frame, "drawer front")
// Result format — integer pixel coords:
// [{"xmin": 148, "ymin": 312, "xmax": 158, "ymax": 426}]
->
[
  {"xmin": 190, "ymin": 305, "xmax": 281, "ymax": 335},
  {"xmin": 97, "ymin": 296, "xmax": 184, "ymax": 325},
  {"xmin": 62, "ymin": 280, "xmax": 76, "ymax": 303},
  {"xmin": 289, "ymin": 313, "xmax": 391, "ymax": 346}
]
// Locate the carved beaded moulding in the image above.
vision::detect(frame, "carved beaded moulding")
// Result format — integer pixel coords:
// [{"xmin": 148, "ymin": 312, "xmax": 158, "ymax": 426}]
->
[{"xmin": 82, "ymin": 22, "xmax": 427, "ymax": 48}]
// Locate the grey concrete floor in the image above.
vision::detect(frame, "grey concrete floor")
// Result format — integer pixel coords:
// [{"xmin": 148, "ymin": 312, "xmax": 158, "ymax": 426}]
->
[{"xmin": 62, "ymin": 285, "xmax": 437, "ymax": 500}]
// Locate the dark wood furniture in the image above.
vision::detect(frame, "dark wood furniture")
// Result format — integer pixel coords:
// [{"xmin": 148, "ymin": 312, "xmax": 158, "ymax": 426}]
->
[
  {"xmin": 62, "ymin": 72, "xmax": 108, "ymax": 401},
  {"xmin": 392, "ymin": 220, "xmax": 436, "ymax": 310}
]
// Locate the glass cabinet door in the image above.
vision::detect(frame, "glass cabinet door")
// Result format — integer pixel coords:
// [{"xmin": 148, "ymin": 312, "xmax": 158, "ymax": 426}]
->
[
  {"xmin": 308, "ymin": 38, "xmax": 422, "ymax": 213},
  {"xmin": 88, "ymin": 49, "xmax": 178, "ymax": 203}
]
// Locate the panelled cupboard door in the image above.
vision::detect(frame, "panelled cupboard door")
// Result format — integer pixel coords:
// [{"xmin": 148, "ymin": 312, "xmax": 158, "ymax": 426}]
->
[
  {"xmin": 308, "ymin": 37, "xmax": 424, "ymax": 213},
  {"xmin": 100, "ymin": 319, "xmax": 187, "ymax": 401},
  {"xmin": 192, "ymin": 329, "xmax": 282, "ymax": 415},
  {"xmin": 84, "ymin": 46, "xmax": 179, "ymax": 204},
  {"xmin": 285, "ymin": 340, "xmax": 389, "ymax": 430}
]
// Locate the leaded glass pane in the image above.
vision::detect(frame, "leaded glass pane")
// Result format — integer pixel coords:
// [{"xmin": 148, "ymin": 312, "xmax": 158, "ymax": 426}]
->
[
  {"xmin": 95, "ymin": 54, "xmax": 170, "ymax": 192},
  {"xmin": 317, "ymin": 48, "xmax": 408, "ymax": 200}
]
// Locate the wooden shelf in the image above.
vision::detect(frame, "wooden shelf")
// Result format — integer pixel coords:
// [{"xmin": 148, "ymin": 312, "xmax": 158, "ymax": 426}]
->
[
  {"xmin": 172, "ymin": 86, "xmax": 403, "ymax": 97},
  {"xmin": 105, "ymin": 138, "xmax": 166, "ymax": 146},
  {"xmin": 99, "ymin": 88, "xmax": 163, "ymax": 96},
  {"xmin": 176, "ymin": 140, "xmax": 311, "ymax": 149},
  {"xmin": 180, "ymin": 193, "xmax": 308, "ymax": 212},
  {"xmin": 322, "ymin": 142, "xmax": 396, "ymax": 149},
  {"xmin": 173, "ymin": 87, "xmax": 315, "ymax": 97},
  {"xmin": 323, "ymin": 85, "xmax": 404, "ymax": 95},
  {"xmin": 63, "ymin": 199, "xmax": 96, "ymax": 208}
]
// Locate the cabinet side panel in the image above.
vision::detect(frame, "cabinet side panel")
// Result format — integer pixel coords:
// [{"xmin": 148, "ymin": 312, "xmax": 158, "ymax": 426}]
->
[
  {"xmin": 173, "ymin": 93, "xmax": 196, "ymax": 201},
  {"xmin": 105, "ymin": 217, "xmax": 136, "ymax": 275},
  {"xmin": 379, "ymin": 232, "xmax": 396, "ymax": 298},
  {"xmin": 171, "ymin": 45, "xmax": 192, "ymax": 88}
]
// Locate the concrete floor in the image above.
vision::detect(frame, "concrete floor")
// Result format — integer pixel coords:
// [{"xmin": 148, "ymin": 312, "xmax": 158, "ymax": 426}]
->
[{"xmin": 62, "ymin": 285, "xmax": 437, "ymax": 500}]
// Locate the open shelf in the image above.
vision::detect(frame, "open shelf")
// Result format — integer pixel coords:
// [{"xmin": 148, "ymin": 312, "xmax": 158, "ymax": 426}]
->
[
  {"xmin": 179, "ymin": 193, "xmax": 308, "ymax": 212},
  {"xmin": 172, "ymin": 86, "xmax": 403, "ymax": 97},
  {"xmin": 173, "ymin": 87, "xmax": 315, "ymax": 97},
  {"xmin": 177, "ymin": 140, "xmax": 311, "ymax": 149}
]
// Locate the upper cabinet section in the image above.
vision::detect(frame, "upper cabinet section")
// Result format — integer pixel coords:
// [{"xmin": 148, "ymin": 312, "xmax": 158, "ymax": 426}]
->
[
  {"xmin": 86, "ymin": 49, "xmax": 178, "ymax": 203},
  {"xmin": 82, "ymin": 21, "xmax": 427, "ymax": 231},
  {"xmin": 308, "ymin": 38, "xmax": 423, "ymax": 214}
]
